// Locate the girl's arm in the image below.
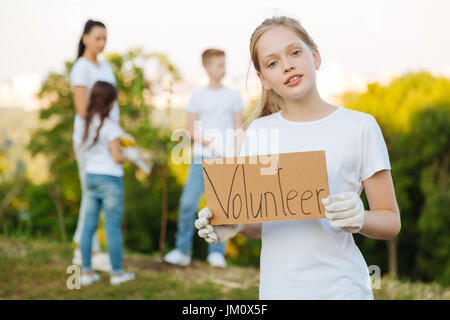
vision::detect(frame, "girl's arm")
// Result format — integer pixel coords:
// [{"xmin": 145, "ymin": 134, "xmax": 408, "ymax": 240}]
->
[
  {"xmin": 241, "ymin": 223, "xmax": 262, "ymax": 239},
  {"xmin": 187, "ymin": 112, "xmax": 212, "ymax": 147},
  {"xmin": 109, "ymin": 138, "xmax": 127, "ymax": 164},
  {"xmin": 359, "ymin": 169, "xmax": 401, "ymax": 240},
  {"xmin": 73, "ymin": 86, "xmax": 88, "ymax": 118}
]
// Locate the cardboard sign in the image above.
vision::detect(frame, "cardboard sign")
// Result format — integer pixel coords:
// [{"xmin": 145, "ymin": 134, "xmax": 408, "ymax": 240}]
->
[{"xmin": 202, "ymin": 151, "xmax": 330, "ymax": 225}]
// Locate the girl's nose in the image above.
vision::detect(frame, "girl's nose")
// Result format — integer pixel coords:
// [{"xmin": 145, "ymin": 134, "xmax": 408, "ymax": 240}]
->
[{"xmin": 284, "ymin": 65, "xmax": 295, "ymax": 73}]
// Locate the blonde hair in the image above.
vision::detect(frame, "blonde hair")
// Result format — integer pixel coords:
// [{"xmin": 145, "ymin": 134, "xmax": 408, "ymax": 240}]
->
[
  {"xmin": 202, "ymin": 48, "xmax": 225, "ymax": 67},
  {"xmin": 246, "ymin": 16, "xmax": 318, "ymax": 127}
]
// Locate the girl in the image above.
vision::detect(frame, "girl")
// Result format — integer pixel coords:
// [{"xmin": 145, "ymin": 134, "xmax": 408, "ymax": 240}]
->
[
  {"xmin": 70, "ymin": 19, "xmax": 119, "ymax": 271},
  {"xmin": 195, "ymin": 16, "xmax": 401, "ymax": 299},
  {"xmin": 80, "ymin": 81, "xmax": 136, "ymax": 286}
]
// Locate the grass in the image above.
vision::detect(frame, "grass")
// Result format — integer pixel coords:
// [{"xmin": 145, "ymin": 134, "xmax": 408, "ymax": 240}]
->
[
  {"xmin": 0, "ymin": 235, "xmax": 259, "ymax": 300},
  {"xmin": 0, "ymin": 235, "xmax": 448, "ymax": 300}
]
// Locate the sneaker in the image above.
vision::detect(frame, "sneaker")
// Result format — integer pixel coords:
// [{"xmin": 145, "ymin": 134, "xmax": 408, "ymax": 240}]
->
[
  {"xmin": 163, "ymin": 249, "xmax": 191, "ymax": 266},
  {"xmin": 92, "ymin": 252, "xmax": 112, "ymax": 272},
  {"xmin": 110, "ymin": 272, "xmax": 135, "ymax": 285},
  {"xmin": 81, "ymin": 273, "xmax": 100, "ymax": 286},
  {"xmin": 72, "ymin": 248, "xmax": 82, "ymax": 266},
  {"xmin": 207, "ymin": 252, "xmax": 227, "ymax": 268}
]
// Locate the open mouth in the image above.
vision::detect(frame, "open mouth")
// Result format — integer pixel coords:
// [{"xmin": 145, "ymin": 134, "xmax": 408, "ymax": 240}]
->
[{"xmin": 284, "ymin": 74, "xmax": 303, "ymax": 86}]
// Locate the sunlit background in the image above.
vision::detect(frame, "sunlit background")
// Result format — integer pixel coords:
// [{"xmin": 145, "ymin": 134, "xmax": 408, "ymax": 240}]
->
[
  {"xmin": 0, "ymin": 0, "xmax": 449, "ymax": 299},
  {"xmin": 2, "ymin": 0, "xmax": 450, "ymax": 109}
]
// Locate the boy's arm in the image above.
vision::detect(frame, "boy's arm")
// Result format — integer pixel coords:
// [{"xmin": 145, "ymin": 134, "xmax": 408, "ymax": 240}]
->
[
  {"xmin": 187, "ymin": 111, "xmax": 212, "ymax": 147},
  {"xmin": 233, "ymin": 110, "xmax": 243, "ymax": 130}
]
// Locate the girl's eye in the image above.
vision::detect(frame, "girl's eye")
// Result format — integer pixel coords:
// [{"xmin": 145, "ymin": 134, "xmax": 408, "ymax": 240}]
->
[
  {"xmin": 268, "ymin": 61, "xmax": 277, "ymax": 68},
  {"xmin": 292, "ymin": 50, "xmax": 301, "ymax": 56}
]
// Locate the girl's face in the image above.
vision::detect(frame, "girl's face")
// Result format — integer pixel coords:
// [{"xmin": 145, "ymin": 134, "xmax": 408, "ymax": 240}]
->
[
  {"xmin": 82, "ymin": 26, "xmax": 107, "ymax": 56},
  {"xmin": 256, "ymin": 26, "xmax": 321, "ymax": 101}
]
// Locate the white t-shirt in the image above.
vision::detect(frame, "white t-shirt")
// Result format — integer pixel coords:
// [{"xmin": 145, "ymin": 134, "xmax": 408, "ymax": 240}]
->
[
  {"xmin": 239, "ymin": 106, "xmax": 391, "ymax": 300},
  {"xmin": 185, "ymin": 86, "xmax": 244, "ymax": 159},
  {"xmin": 70, "ymin": 57, "xmax": 120, "ymax": 145},
  {"xmin": 81, "ymin": 114, "xmax": 124, "ymax": 177}
]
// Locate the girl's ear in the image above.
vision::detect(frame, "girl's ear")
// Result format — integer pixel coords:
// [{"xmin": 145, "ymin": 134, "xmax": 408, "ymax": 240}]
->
[
  {"xmin": 312, "ymin": 49, "xmax": 322, "ymax": 71},
  {"xmin": 257, "ymin": 72, "xmax": 272, "ymax": 90}
]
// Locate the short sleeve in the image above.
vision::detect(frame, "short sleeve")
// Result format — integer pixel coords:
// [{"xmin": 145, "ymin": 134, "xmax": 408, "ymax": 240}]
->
[
  {"xmin": 104, "ymin": 119, "xmax": 124, "ymax": 142},
  {"xmin": 360, "ymin": 115, "xmax": 391, "ymax": 181},
  {"xmin": 233, "ymin": 91, "xmax": 244, "ymax": 111},
  {"xmin": 70, "ymin": 61, "xmax": 89, "ymax": 87},
  {"xmin": 185, "ymin": 93, "xmax": 199, "ymax": 113}
]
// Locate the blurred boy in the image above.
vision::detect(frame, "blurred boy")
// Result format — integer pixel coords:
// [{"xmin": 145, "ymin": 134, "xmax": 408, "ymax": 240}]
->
[{"xmin": 164, "ymin": 49, "xmax": 244, "ymax": 267}]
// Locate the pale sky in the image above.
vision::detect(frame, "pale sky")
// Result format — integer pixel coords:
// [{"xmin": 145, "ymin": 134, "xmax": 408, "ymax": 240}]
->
[{"xmin": 1, "ymin": 0, "xmax": 450, "ymax": 107}]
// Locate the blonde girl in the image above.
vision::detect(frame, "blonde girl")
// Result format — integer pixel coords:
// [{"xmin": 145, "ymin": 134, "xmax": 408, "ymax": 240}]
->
[{"xmin": 195, "ymin": 16, "xmax": 400, "ymax": 300}]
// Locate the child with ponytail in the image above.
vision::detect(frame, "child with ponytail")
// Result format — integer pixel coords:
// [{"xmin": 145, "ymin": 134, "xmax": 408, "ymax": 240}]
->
[
  {"xmin": 195, "ymin": 16, "xmax": 401, "ymax": 299},
  {"xmin": 79, "ymin": 81, "xmax": 136, "ymax": 286}
]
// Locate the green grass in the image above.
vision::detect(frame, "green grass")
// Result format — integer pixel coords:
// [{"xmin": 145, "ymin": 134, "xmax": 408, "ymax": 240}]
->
[
  {"xmin": 0, "ymin": 235, "xmax": 448, "ymax": 300},
  {"xmin": 0, "ymin": 235, "xmax": 259, "ymax": 299}
]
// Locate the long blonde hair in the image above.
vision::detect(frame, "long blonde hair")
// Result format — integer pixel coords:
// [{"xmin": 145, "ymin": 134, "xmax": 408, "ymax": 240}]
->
[{"xmin": 246, "ymin": 16, "xmax": 318, "ymax": 127}]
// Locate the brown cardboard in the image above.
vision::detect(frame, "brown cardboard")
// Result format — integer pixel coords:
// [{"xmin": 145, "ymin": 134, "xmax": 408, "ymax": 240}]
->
[{"xmin": 202, "ymin": 151, "xmax": 330, "ymax": 225}]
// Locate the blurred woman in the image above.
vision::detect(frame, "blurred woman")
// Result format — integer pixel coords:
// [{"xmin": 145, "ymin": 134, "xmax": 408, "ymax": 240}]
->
[{"xmin": 70, "ymin": 19, "xmax": 119, "ymax": 272}]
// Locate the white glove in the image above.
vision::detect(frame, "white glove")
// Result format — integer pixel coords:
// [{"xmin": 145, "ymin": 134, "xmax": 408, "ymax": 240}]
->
[
  {"xmin": 194, "ymin": 207, "xmax": 244, "ymax": 244},
  {"xmin": 322, "ymin": 191, "xmax": 365, "ymax": 233},
  {"xmin": 122, "ymin": 147, "xmax": 141, "ymax": 162},
  {"xmin": 135, "ymin": 158, "xmax": 151, "ymax": 175}
]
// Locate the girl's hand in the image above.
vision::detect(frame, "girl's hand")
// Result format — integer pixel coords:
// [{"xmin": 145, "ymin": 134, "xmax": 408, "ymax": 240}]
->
[
  {"xmin": 322, "ymin": 192, "xmax": 365, "ymax": 233},
  {"xmin": 195, "ymin": 208, "xmax": 244, "ymax": 243}
]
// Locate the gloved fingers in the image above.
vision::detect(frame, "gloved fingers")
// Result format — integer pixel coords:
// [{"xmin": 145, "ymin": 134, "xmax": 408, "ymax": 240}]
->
[
  {"xmin": 208, "ymin": 232, "xmax": 218, "ymax": 242},
  {"xmin": 322, "ymin": 192, "xmax": 355, "ymax": 206},
  {"xmin": 198, "ymin": 207, "xmax": 212, "ymax": 219},
  {"xmin": 323, "ymin": 199, "xmax": 357, "ymax": 213},
  {"xmin": 329, "ymin": 213, "xmax": 363, "ymax": 228},
  {"xmin": 325, "ymin": 206, "xmax": 360, "ymax": 220},
  {"xmin": 205, "ymin": 236, "xmax": 217, "ymax": 244},
  {"xmin": 203, "ymin": 225, "xmax": 214, "ymax": 234},
  {"xmin": 198, "ymin": 229, "xmax": 209, "ymax": 238},
  {"xmin": 194, "ymin": 217, "xmax": 208, "ymax": 229}
]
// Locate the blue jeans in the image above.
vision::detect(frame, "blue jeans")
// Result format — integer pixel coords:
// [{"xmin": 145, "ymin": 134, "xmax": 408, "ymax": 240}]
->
[
  {"xmin": 175, "ymin": 163, "xmax": 226, "ymax": 255},
  {"xmin": 81, "ymin": 173, "xmax": 124, "ymax": 275}
]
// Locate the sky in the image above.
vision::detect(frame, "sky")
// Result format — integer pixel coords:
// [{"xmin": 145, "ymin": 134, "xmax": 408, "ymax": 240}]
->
[{"xmin": 1, "ymin": 0, "xmax": 450, "ymax": 108}]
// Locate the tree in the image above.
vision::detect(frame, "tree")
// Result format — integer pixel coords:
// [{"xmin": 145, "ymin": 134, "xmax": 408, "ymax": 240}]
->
[
  {"xmin": 341, "ymin": 72, "xmax": 450, "ymax": 284},
  {"xmin": 28, "ymin": 49, "xmax": 184, "ymax": 252}
]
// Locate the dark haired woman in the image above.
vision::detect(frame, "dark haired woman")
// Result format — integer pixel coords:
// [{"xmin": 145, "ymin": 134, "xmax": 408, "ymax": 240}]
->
[
  {"xmin": 70, "ymin": 20, "xmax": 119, "ymax": 272},
  {"xmin": 79, "ymin": 81, "xmax": 135, "ymax": 285}
]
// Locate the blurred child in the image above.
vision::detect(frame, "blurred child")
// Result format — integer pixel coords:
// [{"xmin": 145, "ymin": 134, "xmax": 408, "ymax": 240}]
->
[
  {"xmin": 164, "ymin": 49, "xmax": 245, "ymax": 267},
  {"xmin": 79, "ymin": 81, "xmax": 138, "ymax": 285},
  {"xmin": 71, "ymin": 19, "xmax": 117, "ymax": 272}
]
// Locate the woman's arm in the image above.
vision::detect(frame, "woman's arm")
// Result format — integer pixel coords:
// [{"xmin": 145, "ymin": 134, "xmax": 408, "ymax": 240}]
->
[
  {"xmin": 359, "ymin": 170, "xmax": 401, "ymax": 240},
  {"xmin": 73, "ymin": 86, "xmax": 88, "ymax": 118},
  {"xmin": 109, "ymin": 138, "xmax": 127, "ymax": 164},
  {"xmin": 241, "ymin": 223, "xmax": 262, "ymax": 239}
]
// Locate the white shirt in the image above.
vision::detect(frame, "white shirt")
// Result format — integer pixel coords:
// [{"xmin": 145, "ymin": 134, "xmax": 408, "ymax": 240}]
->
[
  {"xmin": 185, "ymin": 86, "xmax": 244, "ymax": 159},
  {"xmin": 81, "ymin": 114, "xmax": 124, "ymax": 177},
  {"xmin": 239, "ymin": 106, "xmax": 391, "ymax": 300},
  {"xmin": 70, "ymin": 57, "xmax": 120, "ymax": 145}
]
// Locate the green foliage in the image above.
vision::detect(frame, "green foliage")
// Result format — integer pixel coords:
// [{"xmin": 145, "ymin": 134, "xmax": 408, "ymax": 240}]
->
[
  {"xmin": 18, "ymin": 49, "xmax": 184, "ymax": 253},
  {"xmin": 2, "ymin": 55, "xmax": 449, "ymax": 288},
  {"xmin": 343, "ymin": 73, "xmax": 450, "ymax": 286}
]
